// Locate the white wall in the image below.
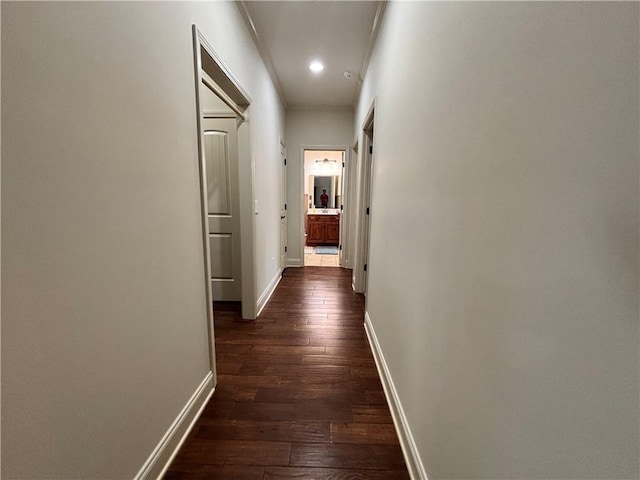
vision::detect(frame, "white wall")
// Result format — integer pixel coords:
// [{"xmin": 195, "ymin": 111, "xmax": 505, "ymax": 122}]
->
[
  {"xmin": 1, "ymin": 2, "xmax": 284, "ymax": 478},
  {"xmin": 285, "ymin": 109, "xmax": 354, "ymax": 265},
  {"xmin": 356, "ymin": 2, "xmax": 639, "ymax": 479},
  {"xmin": 250, "ymin": 70, "xmax": 286, "ymax": 305}
]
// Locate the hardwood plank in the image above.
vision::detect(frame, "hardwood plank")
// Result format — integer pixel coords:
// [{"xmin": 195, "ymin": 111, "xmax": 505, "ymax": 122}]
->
[
  {"xmin": 325, "ymin": 346, "xmax": 374, "ymax": 358},
  {"xmin": 365, "ymin": 391, "xmax": 388, "ymax": 406},
  {"xmin": 214, "ymin": 344, "xmax": 254, "ymax": 355},
  {"xmin": 231, "ymin": 402, "xmax": 352, "ymax": 423},
  {"xmin": 254, "ymin": 385, "xmax": 367, "ymax": 404},
  {"xmin": 216, "ymin": 374, "xmax": 280, "ymax": 388},
  {"xmin": 239, "ymin": 364, "xmax": 350, "ymax": 376},
  {"xmin": 199, "ymin": 401, "xmax": 235, "ymax": 420},
  {"xmin": 350, "ymin": 366, "xmax": 381, "ymax": 378},
  {"xmin": 215, "ymin": 361, "xmax": 243, "ymax": 374},
  {"xmin": 217, "ymin": 334, "xmax": 310, "ymax": 346},
  {"xmin": 222, "ymin": 353, "xmax": 304, "ymax": 365},
  {"xmin": 308, "ymin": 336, "xmax": 369, "ymax": 347},
  {"xmin": 292, "ymin": 422, "xmax": 331, "ymax": 443},
  {"xmin": 164, "ymin": 465, "xmax": 265, "ymax": 480},
  {"xmin": 293, "ymin": 324, "xmax": 363, "ymax": 332},
  {"xmin": 194, "ymin": 419, "xmax": 294, "ymax": 442},
  {"xmin": 304, "ymin": 317, "xmax": 340, "ymax": 326},
  {"xmin": 170, "ymin": 439, "xmax": 291, "ymax": 467},
  {"xmin": 264, "ymin": 467, "xmax": 410, "ymax": 480},
  {"xmin": 352, "ymin": 406, "xmax": 393, "ymax": 424},
  {"xmin": 289, "ymin": 443, "xmax": 406, "ymax": 470},
  {"xmin": 210, "ymin": 383, "xmax": 257, "ymax": 402},
  {"xmin": 301, "ymin": 354, "xmax": 375, "ymax": 367},
  {"xmin": 252, "ymin": 345, "xmax": 326, "ymax": 355},
  {"xmin": 331, "ymin": 423, "xmax": 400, "ymax": 445}
]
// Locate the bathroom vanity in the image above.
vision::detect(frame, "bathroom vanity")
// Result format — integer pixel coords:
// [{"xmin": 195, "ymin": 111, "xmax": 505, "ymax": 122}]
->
[{"xmin": 306, "ymin": 212, "xmax": 340, "ymax": 246}]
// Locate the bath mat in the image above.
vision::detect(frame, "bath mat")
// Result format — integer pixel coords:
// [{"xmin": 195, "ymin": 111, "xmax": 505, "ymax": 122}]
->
[{"xmin": 315, "ymin": 246, "xmax": 339, "ymax": 255}]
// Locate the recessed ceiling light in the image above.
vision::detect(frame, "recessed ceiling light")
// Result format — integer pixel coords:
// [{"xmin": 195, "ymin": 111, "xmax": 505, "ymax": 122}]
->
[
  {"xmin": 343, "ymin": 71, "xmax": 353, "ymax": 78},
  {"xmin": 309, "ymin": 61, "xmax": 324, "ymax": 73}
]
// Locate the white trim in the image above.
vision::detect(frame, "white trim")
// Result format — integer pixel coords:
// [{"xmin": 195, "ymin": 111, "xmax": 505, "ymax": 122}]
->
[
  {"xmin": 202, "ymin": 109, "xmax": 236, "ymax": 118},
  {"xmin": 299, "ymin": 145, "xmax": 351, "ymax": 267},
  {"xmin": 135, "ymin": 372, "xmax": 215, "ymax": 480},
  {"xmin": 287, "ymin": 257, "xmax": 303, "ymax": 268},
  {"xmin": 194, "ymin": 25, "xmax": 257, "ymax": 322},
  {"xmin": 364, "ymin": 312, "xmax": 428, "ymax": 480},
  {"xmin": 354, "ymin": 1, "xmax": 388, "ymax": 105},
  {"xmin": 238, "ymin": 114, "xmax": 257, "ymax": 320},
  {"xmin": 192, "ymin": 27, "xmax": 217, "ymax": 373},
  {"xmin": 256, "ymin": 268, "xmax": 283, "ymax": 317},
  {"xmin": 195, "ymin": 27, "xmax": 252, "ymax": 106},
  {"xmin": 201, "ymin": 74, "xmax": 247, "ymax": 121},
  {"xmin": 353, "ymin": 99, "xmax": 376, "ymax": 295}
]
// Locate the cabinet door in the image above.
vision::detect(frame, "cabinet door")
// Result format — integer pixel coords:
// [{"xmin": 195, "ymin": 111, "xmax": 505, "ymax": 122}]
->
[
  {"xmin": 308, "ymin": 221, "xmax": 326, "ymax": 244},
  {"xmin": 326, "ymin": 222, "xmax": 340, "ymax": 245}
]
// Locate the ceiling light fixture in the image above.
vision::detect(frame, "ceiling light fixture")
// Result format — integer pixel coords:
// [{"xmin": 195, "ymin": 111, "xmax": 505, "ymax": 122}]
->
[
  {"xmin": 343, "ymin": 71, "xmax": 353, "ymax": 79},
  {"xmin": 309, "ymin": 61, "xmax": 324, "ymax": 73}
]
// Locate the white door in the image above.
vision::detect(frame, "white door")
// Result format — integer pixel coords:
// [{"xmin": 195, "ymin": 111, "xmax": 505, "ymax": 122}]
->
[
  {"xmin": 280, "ymin": 140, "xmax": 288, "ymax": 270},
  {"xmin": 203, "ymin": 117, "xmax": 242, "ymax": 301}
]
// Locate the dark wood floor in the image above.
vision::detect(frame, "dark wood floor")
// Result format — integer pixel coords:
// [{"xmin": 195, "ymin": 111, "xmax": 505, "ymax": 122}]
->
[{"xmin": 164, "ymin": 267, "xmax": 409, "ymax": 480}]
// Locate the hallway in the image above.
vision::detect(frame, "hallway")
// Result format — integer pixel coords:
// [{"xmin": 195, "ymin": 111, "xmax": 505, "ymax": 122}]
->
[{"xmin": 165, "ymin": 267, "xmax": 409, "ymax": 479}]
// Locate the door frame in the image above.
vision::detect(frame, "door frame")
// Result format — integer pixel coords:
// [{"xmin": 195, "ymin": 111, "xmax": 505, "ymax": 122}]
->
[
  {"xmin": 279, "ymin": 137, "xmax": 288, "ymax": 271},
  {"xmin": 353, "ymin": 100, "xmax": 376, "ymax": 296},
  {"xmin": 192, "ymin": 26, "xmax": 256, "ymax": 378},
  {"xmin": 299, "ymin": 145, "xmax": 351, "ymax": 267}
]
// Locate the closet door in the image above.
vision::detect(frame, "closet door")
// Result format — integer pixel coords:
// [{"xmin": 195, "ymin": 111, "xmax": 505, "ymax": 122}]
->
[{"xmin": 203, "ymin": 117, "xmax": 241, "ymax": 301}]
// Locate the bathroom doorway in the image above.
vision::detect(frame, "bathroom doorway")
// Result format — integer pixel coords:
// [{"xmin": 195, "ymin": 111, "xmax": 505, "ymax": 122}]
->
[{"xmin": 302, "ymin": 149, "xmax": 347, "ymax": 267}]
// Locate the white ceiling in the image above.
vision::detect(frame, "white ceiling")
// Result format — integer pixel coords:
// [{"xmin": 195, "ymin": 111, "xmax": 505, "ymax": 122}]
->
[{"xmin": 239, "ymin": 1, "xmax": 384, "ymax": 108}]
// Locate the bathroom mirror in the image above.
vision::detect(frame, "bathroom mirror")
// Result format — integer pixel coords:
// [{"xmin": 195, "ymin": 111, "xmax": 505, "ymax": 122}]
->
[{"xmin": 310, "ymin": 175, "xmax": 341, "ymax": 209}]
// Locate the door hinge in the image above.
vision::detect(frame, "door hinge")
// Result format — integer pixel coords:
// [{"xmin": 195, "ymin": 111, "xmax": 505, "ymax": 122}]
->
[
  {"xmin": 340, "ymin": 204, "xmax": 344, "ymax": 211},
  {"xmin": 366, "ymin": 207, "xmax": 370, "ymax": 215},
  {"xmin": 339, "ymin": 244, "xmax": 342, "ymax": 251},
  {"xmin": 369, "ymin": 145, "xmax": 373, "ymax": 155},
  {"xmin": 364, "ymin": 263, "xmax": 368, "ymax": 272},
  {"xmin": 284, "ymin": 246, "xmax": 287, "ymax": 253},
  {"xmin": 284, "ymin": 203, "xmax": 287, "ymax": 210},
  {"xmin": 284, "ymin": 158, "xmax": 287, "ymax": 165},
  {"xmin": 342, "ymin": 161, "xmax": 345, "ymax": 168}
]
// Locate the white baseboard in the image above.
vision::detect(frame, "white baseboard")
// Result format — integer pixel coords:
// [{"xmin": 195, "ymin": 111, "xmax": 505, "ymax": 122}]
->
[
  {"xmin": 287, "ymin": 257, "xmax": 303, "ymax": 267},
  {"xmin": 364, "ymin": 312, "xmax": 428, "ymax": 480},
  {"xmin": 256, "ymin": 268, "xmax": 282, "ymax": 317},
  {"xmin": 135, "ymin": 372, "xmax": 215, "ymax": 480}
]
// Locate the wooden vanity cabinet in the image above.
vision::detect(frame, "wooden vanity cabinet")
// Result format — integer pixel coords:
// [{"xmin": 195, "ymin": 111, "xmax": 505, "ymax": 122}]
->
[{"xmin": 306, "ymin": 214, "xmax": 340, "ymax": 246}]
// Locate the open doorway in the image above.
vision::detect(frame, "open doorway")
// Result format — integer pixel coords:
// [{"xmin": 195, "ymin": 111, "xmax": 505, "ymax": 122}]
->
[
  {"xmin": 302, "ymin": 149, "xmax": 346, "ymax": 267},
  {"xmin": 192, "ymin": 26, "xmax": 256, "ymax": 386}
]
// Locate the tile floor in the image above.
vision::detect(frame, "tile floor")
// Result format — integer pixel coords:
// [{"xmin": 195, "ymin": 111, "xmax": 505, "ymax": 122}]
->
[{"xmin": 304, "ymin": 246, "xmax": 339, "ymax": 267}]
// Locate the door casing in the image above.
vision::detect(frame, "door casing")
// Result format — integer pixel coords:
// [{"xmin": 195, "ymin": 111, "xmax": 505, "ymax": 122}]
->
[
  {"xmin": 279, "ymin": 138, "xmax": 288, "ymax": 271},
  {"xmin": 299, "ymin": 146, "xmax": 351, "ymax": 267},
  {"xmin": 353, "ymin": 100, "xmax": 376, "ymax": 297},
  {"xmin": 192, "ymin": 26, "xmax": 256, "ymax": 382}
]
